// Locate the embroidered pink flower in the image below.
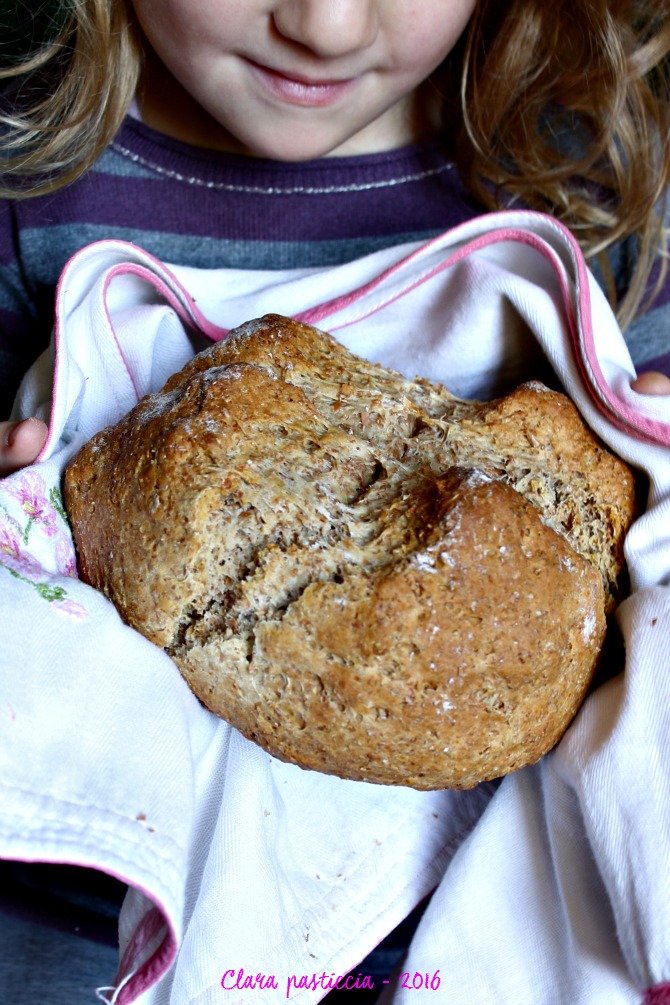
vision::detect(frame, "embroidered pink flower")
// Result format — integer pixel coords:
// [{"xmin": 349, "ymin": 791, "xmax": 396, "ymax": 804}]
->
[
  {"xmin": 6, "ymin": 470, "xmax": 58, "ymax": 538},
  {"xmin": 0, "ymin": 512, "xmax": 52, "ymax": 579},
  {"xmin": 0, "ymin": 473, "xmax": 86, "ymax": 615},
  {"xmin": 0, "ymin": 525, "xmax": 21, "ymax": 562},
  {"xmin": 0, "ymin": 541, "xmax": 47, "ymax": 580},
  {"xmin": 55, "ymin": 535, "xmax": 78, "ymax": 578},
  {"xmin": 51, "ymin": 598, "xmax": 88, "ymax": 621}
]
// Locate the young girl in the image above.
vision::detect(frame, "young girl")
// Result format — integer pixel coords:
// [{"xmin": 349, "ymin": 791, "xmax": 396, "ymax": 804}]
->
[{"xmin": 0, "ymin": 0, "xmax": 669, "ymax": 478}]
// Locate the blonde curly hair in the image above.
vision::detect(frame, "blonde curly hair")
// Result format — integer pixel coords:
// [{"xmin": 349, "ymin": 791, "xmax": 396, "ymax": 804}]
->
[
  {"xmin": 1, "ymin": 0, "xmax": 668, "ymax": 327},
  {"xmin": 0, "ymin": 0, "xmax": 141, "ymax": 191},
  {"xmin": 456, "ymin": 0, "xmax": 670, "ymax": 328}
]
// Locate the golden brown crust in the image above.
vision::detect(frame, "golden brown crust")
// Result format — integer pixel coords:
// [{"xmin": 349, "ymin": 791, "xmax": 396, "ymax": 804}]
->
[{"xmin": 63, "ymin": 314, "xmax": 637, "ymax": 789}]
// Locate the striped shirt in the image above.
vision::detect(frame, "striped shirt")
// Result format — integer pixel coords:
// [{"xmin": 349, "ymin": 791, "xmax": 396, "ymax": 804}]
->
[{"xmin": 1, "ymin": 115, "xmax": 668, "ymax": 412}]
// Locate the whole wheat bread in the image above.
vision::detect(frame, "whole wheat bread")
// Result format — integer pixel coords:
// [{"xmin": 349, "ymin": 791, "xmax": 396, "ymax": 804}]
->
[{"xmin": 63, "ymin": 314, "xmax": 636, "ymax": 789}]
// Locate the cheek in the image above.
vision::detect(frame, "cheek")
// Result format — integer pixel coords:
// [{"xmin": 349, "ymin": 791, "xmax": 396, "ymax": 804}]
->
[
  {"xmin": 132, "ymin": 0, "xmax": 231, "ymax": 60},
  {"xmin": 399, "ymin": 0, "xmax": 476, "ymax": 72}
]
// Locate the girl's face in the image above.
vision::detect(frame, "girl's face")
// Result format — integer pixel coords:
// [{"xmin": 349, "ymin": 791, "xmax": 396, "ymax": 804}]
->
[{"xmin": 132, "ymin": 0, "xmax": 477, "ymax": 159}]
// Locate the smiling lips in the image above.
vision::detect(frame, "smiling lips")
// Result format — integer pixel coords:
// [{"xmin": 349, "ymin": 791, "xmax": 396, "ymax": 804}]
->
[{"xmin": 247, "ymin": 60, "xmax": 359, "ymax": 107}]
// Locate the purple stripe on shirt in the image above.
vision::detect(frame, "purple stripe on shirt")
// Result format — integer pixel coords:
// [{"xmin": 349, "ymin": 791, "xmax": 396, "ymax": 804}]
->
[{"xmin": 15, "ymin": 122, "xmax": 476, "ymax": 244}]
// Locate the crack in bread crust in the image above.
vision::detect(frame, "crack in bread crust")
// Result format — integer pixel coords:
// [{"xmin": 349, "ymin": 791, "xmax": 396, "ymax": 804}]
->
[{"xmin": 63, "ymin": 314, "xmax": 637, "ymax": 790}]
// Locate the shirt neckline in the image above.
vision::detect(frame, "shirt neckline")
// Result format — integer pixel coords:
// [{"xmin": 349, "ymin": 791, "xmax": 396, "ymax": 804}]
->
[{"xmin": 111, "ymin": 116, "xmax": 456, "ymax": 196}]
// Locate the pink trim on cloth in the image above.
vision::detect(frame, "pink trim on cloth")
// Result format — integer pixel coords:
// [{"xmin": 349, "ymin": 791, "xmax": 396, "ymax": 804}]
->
[
  {"xmin": 41, "ymin": 220, "xmax": 670, "ymax": 462},
  {"xmin": 643, "ymin": 984, "xmax": 670, "ymax": 1004},
  {"xmin": 298, "ymin": 214, "xmax": 670, "ymax": 448},
  {"xmin": 100, "ymin": 262, "xmax": 229, "ymax": 345},
  {"xmin": 114, "ymin": 905, "xmax": 177, "ymax": 1004},
  {"xmin": 37, "ymin": 243, "xmax": 230, "ymax": 463},
  {"xmin": 2, "ymin": 856, "xmax": 177, "ymax": 1003},
  {"xmin": 297, "ymin": 224, "xmax": 572, "ymax": 335}
]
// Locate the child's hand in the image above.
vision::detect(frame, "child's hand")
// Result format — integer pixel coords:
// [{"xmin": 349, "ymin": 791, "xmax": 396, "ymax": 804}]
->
[
  {"xmin": 0, "ymin": 418, "xmax": 49, "ymax": 476},
  {"xmin": 631, "ymin": 371, "xmax": 670, "ymax": 395}
]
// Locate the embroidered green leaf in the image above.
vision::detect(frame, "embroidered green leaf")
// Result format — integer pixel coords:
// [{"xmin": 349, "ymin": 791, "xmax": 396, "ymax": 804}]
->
[
  {"xmin": 2, "ymin": 563, "xmax": 67, "ymax": 602},
  {"xmin": 49, "ymin": 486, "xmax": 69, "ymax": 525}
]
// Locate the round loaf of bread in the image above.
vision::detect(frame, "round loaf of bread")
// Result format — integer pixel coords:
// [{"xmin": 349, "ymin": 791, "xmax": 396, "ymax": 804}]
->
[{"xmin": 63, "ymin": 314, "xmax": 636, "ymax": 789}]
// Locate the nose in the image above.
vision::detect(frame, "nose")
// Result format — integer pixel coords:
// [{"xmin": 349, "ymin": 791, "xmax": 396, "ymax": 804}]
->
[{"xmin": 272, "ymin": 0, "xmax": 379, "ymax": 59}]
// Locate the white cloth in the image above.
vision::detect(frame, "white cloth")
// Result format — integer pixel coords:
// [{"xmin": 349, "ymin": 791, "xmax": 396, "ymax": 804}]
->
[{"xmin": 1, "ymin": 210, "xmax": 669, "ymax": 1005}]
